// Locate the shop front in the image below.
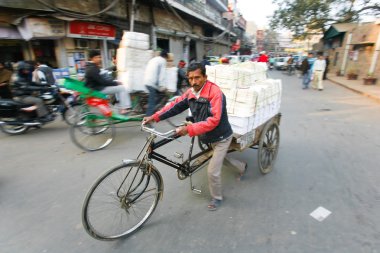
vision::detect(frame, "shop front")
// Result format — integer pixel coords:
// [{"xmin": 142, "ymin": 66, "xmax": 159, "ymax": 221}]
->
[
  {"xmin": 0, "ymin": 25, "xmax": 26, "ymax": 63},
  {"xmin": 66, "ymin": 20, "xmax": 116, "ymax": 74},
  {"xmin": 17, "ymin": 17, "xmax": 66, "ymax": 67}
]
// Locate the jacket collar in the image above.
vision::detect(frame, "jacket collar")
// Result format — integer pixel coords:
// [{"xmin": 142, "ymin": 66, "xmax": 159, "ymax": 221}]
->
[{"xmin": 187, "ymin": 80, "xmax": 212, "ymax": 100}]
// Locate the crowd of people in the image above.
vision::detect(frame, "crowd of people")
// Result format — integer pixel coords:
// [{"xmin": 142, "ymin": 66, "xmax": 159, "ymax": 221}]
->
[{"xmin": 299, "ymin": 52, "xmax": 329, "ymax": 90}]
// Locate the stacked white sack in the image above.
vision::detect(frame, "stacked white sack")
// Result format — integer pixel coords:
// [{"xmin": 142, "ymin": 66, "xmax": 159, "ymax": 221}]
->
[
  {"xmin": 206, "ymin": 62, "xmax": 268, "ymax": 90},
  {"xmin": 117, "ymin": 31, "xmax": 153, "ymax": 91},
  {"xmin": 227, "ymin": 80, "xmax": 282, "ymax": 135},
  {"xmin": 119, "ymin": 32, "xmax": 149, "ymax": 50},
  {"xmin": 206, "ymin": 63, "xmax": 281, "ymax": 137},
  {"xmin": 164, "ymin": 67, "xmax": 178, "ymax": 93}
]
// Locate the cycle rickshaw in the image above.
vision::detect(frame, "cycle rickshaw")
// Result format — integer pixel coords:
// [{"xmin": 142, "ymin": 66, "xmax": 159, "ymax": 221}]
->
[
  {"xmin": 81, "ymin": 112, "xmax": 281, "ymax": 240},
  {"xmin": 63, "ymin": 77, "xmax": 178, "ymax": 151}
]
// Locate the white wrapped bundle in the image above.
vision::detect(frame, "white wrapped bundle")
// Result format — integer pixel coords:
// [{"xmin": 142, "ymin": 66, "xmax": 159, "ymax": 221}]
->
[
  {"xmin": 226, "ymin": 99, "xmax": 257, "ymax": 117},
  {"xmin": 118, "ymin": 68, "xmax": 146, "ymax": 92},
  {"xmin": 229, "ymin": 115, "xmax": 255, "ymax": 135},
  {"xmin": 122, "ymin": 31, "xmax": 149, "ymax": 42},
  {"xmin": 164, "ymin": 67, "xmax": 178, "ymax": 92},
  {"xmin": 116, "ymin": 48, "xmax": 153, "ymax": 71},
  {"xmin": 119, "ymin": 39, "xmax": 149, "ymax": 50},
  {"xmin": 220, "ymin": 87, "xmax": 236, "ymax": 100},
  {"xmin": 208, "ymin": 62, "xmax": 282, "ymax": 135},
  {"xmin": 234, "ymin": 87, "xmax": 259, "ymax": 103}
]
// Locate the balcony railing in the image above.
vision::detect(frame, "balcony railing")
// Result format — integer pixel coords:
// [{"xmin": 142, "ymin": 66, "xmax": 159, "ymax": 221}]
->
[{"xmin": 171, "ymin": 0, "xmax": 228, "ymax": 29}]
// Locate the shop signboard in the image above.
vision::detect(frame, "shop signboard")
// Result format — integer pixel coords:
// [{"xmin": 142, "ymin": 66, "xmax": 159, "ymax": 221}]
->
[
  {"xmin": 17, "ymin": 18, "xmax": 65, "ymax": 40},
  {"xmin": 67, "ymin": 21, "xmax": 116, "ymax": 40}
]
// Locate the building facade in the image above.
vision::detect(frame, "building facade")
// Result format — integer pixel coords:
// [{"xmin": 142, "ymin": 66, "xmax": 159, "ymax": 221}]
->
[
  {"xmin": 0, "ymin": 0, "xmax": 240, "ymax": 73},
  {"xmin": 323, "ymin": 21, "xmax": 380, "ymax": 79}
]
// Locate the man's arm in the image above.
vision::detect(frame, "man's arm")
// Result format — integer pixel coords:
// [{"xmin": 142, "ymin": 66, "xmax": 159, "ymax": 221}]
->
[
  {"xmin": 143, "ymin": 91, "xmax": 189, "ymax": 125},
  {"xmin": 86, "ymin": 65, "xmax": 116, "ymax": 90},
  {"xmin": 157, "ymin": 59, "xmax": 167, "ymax": 89},
  {"xmin": 186, "ymin": 90, "xmax": 223, "ymax": 137}
]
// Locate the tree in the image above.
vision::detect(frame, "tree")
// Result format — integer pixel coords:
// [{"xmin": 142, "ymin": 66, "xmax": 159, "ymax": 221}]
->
[{"xmin": 270, "ymin": 0, "xmax": 380, "ymax": 38}]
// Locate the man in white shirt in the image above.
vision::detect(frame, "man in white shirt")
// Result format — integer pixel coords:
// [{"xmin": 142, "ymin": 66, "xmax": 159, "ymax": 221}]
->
[
  {"xmin": 312, "ymin": 52, "xmax": 326, "ymax": 91},
  {"xmin": 143, "ymin": 50, "xmax": 169, "ymax": 116}
]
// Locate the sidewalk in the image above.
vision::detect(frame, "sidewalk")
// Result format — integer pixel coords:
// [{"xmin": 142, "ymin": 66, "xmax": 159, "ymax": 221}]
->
[{"xmin": 328, "ymin": 75, "xmax": 380, "ymax": 103}]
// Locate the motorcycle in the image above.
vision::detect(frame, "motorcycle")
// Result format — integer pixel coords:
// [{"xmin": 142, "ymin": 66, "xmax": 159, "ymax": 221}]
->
[{"xmin": 0, "ymin": 84, "xmax": 82, "ymax": 135}]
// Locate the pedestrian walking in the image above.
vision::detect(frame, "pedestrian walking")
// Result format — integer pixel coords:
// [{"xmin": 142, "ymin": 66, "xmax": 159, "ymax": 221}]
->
[
  {"xmin": 176, "ymin": 60, "xmax": 188, "ymax": 95},
  {"xmin": 311, "ymin": 52, "xmax": 326, "ymax": 91},
  {"xmin": 300, "ymin": 53, "xmax": 313, "ymax": 89},
  {"xmin": 323, "ymin": 56, "xmax": 330, "ymax": 80},
  {"xmin": 257, "ymin": 51, "xmax": 269, "ymax": 63},
  {"xmin": 143, "ymin": 50, "xmax": 169, "ymax": 116},
  {"xmin": 143, "ymin": 63, "xmax": 247, "ymax": 211}
]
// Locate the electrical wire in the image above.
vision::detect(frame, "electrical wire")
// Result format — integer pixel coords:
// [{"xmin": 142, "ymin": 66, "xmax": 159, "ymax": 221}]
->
[{"xmin": 35, "ymin": 0, "xmax": 120, "ymax": 19}]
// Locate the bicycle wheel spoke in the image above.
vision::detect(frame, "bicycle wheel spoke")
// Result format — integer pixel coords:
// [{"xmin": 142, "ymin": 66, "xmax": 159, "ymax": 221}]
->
[
  {"xmin": 82, "ymin": 164, "xmax": 161, "ymax": 240},
  {"xmin": 70, "ymin": 112, "xmax": 115, "ymax": 151}
]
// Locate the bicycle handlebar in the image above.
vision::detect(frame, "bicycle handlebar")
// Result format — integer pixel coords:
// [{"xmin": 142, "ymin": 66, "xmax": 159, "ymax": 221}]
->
[{"xmin": 141, "ymin": 123, "xmax": 177, "ymax": 138}]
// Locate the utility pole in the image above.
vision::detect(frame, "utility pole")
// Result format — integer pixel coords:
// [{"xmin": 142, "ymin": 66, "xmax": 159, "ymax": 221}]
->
[{"xmin": 130, "ymin": 0, "xmax": 136, "ymax": 31}]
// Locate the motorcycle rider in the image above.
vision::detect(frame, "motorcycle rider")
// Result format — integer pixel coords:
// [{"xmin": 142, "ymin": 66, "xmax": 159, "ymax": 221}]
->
[
  {"xmin": 12, "ymin": 61, "xmax": 52, "ymax": 122},
  {"xmin": 33, "ymin": 59, "xmax": 56, "ymax": 86}
]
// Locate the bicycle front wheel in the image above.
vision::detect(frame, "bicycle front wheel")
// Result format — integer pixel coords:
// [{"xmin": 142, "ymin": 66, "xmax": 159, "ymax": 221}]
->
[
  {"xmin": 82, "ymin": 162, "xmax": 162, "ymax": 240},
  {"xmin": 62, "ymin": 103, "xmax": 87, "ymax": 125},
  {"xmin": 70, "ymin": 112, "xmax": 115, "ymax": 151}
]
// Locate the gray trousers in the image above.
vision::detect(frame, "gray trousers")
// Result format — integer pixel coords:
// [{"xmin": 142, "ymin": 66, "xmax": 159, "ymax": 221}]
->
[
  {"xmin": 101, "ymin": 85, "xmax": 131, "ymax": 109},
  {"xmin": 20, "ymin": 96, "xmax": 48, "ymax": 117},
  {"xmin": 208, "ymin": 135, "xmax": 246, "ymax": 200}
]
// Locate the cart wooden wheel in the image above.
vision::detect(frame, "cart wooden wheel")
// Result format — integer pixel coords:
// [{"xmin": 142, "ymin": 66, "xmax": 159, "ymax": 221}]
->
[{"xmin": 258, "ymin": 120, "xmax": 280, "ymax": 174}]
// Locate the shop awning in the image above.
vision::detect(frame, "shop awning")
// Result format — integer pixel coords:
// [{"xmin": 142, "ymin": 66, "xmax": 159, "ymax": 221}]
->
[
  {"xmin": 351, "ymin": 41, "xmax": 375, "ymax": 46},
  {"xmin": 0, "ymin": 26, "xmax": 23, "ymax": 39}
]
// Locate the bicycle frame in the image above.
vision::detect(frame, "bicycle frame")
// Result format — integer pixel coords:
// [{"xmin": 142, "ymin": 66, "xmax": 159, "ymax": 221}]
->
[{"xmin": 141, "ymin": 126, "xmax": 213, "ymax": 179}]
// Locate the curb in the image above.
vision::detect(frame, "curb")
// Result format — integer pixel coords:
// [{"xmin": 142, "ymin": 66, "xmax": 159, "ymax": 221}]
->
[{"xmin": 328, "ymin": 78, "xmax": 380, "ymax": 104}]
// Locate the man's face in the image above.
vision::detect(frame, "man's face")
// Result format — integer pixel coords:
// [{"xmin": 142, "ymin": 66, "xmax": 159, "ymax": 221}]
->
[
  {"xmin": 91, "ymin": 55, "xmax": 102, "ymax": 66},
  {"xmin": 187, "ymin": 68, "xmax": 207, "ymax": 92}
]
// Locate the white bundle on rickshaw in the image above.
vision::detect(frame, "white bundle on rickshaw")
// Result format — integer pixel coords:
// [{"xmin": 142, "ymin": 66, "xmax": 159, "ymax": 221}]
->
[
  {"xmin": 206, "ymin": 63, "xmax": 282, "ymax": 143},
  {"xmin": 117, "ymin": 31, "xmax": 154, "ymax": 91}
]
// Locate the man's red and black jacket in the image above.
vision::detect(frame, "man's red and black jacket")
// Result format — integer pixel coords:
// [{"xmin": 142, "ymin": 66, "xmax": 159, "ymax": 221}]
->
[{"xmin": 152, "ymin": 80, "xmax": 232, "ymax": 143}]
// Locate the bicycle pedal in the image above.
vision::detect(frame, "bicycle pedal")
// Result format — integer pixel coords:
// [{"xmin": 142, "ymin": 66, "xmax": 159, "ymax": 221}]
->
[
  {"xmin": 174, "ymin": 152, "xmax": 183, "ymax": 159},
  {"xmin": 191, "ymin": 186, "xmax": 202, "ymax": 194}
]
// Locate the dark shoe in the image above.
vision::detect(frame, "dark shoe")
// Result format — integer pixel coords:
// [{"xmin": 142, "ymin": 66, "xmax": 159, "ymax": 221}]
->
[
  {"xmin": 207, "ymin": 198, "xmax": 222, "ymax": 211},
  {"xmin": 318, "ymin": 89, "xmax": 323, "ymax": 91}
]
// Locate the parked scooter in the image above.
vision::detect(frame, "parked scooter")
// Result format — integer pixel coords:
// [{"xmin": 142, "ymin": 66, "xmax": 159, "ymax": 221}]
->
[{"xmin": 0, "ymin": 85, "xmax": 81, "ymax": 135}]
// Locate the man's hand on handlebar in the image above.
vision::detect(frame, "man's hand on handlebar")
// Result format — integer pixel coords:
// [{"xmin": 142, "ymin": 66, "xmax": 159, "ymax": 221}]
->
[
  {"xmin": 142, "ymin": 116, "xmax": 155, "ymax": 125},
  {"xmin": 175, "ymin": 126, "xmax": 188, "ymax": 136}
]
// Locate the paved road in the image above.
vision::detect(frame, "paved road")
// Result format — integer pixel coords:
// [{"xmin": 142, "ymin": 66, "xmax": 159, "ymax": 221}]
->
[{"xmin": 1, "ymin": 70, "xmax": 379, "ymax": 253}]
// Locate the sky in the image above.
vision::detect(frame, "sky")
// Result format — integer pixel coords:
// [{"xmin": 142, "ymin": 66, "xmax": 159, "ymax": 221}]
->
[{"xmin": 236, "ymin": 0, "xmax": 277, "ymax": 29}]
